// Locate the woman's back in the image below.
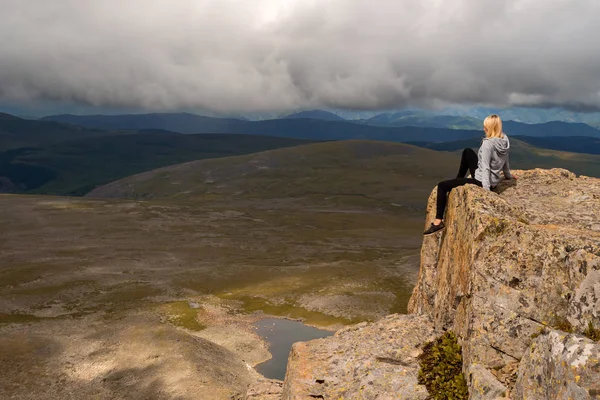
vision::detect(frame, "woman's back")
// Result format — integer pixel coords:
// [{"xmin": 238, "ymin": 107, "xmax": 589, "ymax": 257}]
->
[{"xmin": 474, "ymin": 134, "xmax": 511, "ymax": 190}]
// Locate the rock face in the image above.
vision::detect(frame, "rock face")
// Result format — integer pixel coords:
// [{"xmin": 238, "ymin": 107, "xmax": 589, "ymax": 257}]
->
[
  {"xmin": 514, "ymin": 330, "xmax": 600, "ymax": 399},
  {"xmin": 282, "ymin": 314, "xmax": 435, "ymax": 399},
  {"xmin": 282, "ymin": 169, "xmax": 600, "ymax": 399},
  {"xmin": 246, "ymin": 379, "xmax": 284, "ymax": 400}
]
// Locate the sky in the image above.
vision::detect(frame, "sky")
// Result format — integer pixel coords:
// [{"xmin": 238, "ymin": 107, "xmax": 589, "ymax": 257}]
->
[{"xmin": 1, "ymin": 0, "xmax": 600, "ymax": 114}]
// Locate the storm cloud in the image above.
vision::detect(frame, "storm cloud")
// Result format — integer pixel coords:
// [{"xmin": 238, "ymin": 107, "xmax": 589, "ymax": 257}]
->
[{"xmin": 1, "ymin": 0, "xmax": 599, "ymax": 112}]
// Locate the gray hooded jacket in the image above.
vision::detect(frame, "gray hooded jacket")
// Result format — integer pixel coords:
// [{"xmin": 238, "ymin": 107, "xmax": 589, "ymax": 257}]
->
[{"xmin": 474, "ymin": 134, "xmax": 512, "ymax": 190}]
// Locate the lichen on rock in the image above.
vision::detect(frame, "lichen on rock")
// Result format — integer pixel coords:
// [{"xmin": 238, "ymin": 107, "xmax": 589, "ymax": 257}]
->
[
  {"xmin": 281, "ymin": 314, "xmax": 435, "ymax": 399},
  {"xmin": 514, "ymin": 329, "xmax": 600, "ymax": 399}
]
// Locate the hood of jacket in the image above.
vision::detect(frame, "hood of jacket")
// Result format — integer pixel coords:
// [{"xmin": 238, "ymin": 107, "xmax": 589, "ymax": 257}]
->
[{"xmin": 484, "ymin": 134, "xmax": 510, "ymax": 156}]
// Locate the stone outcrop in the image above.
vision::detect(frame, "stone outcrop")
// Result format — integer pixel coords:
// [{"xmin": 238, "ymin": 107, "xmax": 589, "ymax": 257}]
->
[
  {"xmin": 246, "ymin": 379, "xmax": 284, "ymax": 400},
  {"xmin": 281, "ymin": 169, "xmax": 600, "ymax": 399},
  {"xmin": 514, "ymin": 330, "xmax": 600, "ymax": 399},
  {"xmin": 281, "ymin": 314, "xmax": 435, "ymax": 399}
]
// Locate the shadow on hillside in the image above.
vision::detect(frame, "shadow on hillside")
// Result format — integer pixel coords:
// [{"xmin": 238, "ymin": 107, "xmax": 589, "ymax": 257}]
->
[
  {"xmin": 0, "ymin": 330, "xmax": 179, "ymax": 400},
  {"xmin": 495, "ymin": 178, "xmax": 518, "ymax": 194},
  {"xmin": 99, "ymin": 364, "xmax": 182, "ymax": 400}
]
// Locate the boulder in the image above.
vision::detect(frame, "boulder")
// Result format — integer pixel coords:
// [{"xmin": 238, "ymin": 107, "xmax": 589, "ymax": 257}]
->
[{"xmin": 281, "ymin": 314, "xmax": 435, "ymax": 399}]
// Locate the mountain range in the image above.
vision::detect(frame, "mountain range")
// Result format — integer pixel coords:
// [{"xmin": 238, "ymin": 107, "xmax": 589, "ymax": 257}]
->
[
  {"xmin": 43, "ymin": 112, "xmax": 600, "ymax": 139},
  {"xmin": 284, "ymin": 110, "xmax": 345, "ymax": 121},
  {"xmin": 3, "ymin": 111, "xmax": 600, "ymax": 197}
]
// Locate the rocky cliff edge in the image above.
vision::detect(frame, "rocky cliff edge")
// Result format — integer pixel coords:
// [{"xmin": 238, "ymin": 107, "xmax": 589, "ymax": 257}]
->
[{"xmin": 275, "ymin": 169, "xmax": 600, "ymax": 400}]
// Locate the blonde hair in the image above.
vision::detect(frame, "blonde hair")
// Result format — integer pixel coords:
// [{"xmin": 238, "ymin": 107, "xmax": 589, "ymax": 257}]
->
[{"xmin": 483, "ymin": 114, "xmax": 504, "ymax": 138}]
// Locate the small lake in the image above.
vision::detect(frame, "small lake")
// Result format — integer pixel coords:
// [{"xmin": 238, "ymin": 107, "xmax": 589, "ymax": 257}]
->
[{"xmin": 254, "ymin": 318, "xmax": 335, "ymax": 380}]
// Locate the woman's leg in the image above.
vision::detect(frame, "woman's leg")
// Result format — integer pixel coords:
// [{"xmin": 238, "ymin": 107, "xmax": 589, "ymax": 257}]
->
[
  {"xmin": 436, "ymin": 178, "xmax": 481, "ymax": 220},
  {"xmin": 456, "ymin": 148, "xmax": 478, "ymax": 179}
]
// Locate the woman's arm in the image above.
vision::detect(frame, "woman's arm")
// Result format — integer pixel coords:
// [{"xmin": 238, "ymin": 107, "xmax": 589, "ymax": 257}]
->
[
  {"xmin": 478, "ymin": 141, "xmax": 492, "ymax": 190},
  {"xmin": 503, "ymin": 154, "xmax": 513, "ymax": 179}
]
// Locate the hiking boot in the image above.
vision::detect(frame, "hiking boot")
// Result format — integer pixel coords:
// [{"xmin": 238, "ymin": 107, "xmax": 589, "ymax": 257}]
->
[{"xmin": 423, "ymin": 221, "xmax": 445, "ymax": 236}]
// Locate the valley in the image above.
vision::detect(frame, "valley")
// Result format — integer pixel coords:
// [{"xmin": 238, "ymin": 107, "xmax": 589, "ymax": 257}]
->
[
  {"xmin": 1, "ymin": 140, "xmax": 454, "ymax": 398},
  {"xmin": 3, "ymin": 114, "xmax": 600, "ymax": 398}
]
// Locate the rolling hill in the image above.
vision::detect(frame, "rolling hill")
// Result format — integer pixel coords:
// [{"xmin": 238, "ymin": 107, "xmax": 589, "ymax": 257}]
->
[
  {"xmin": 86, "ymin": 140, "xmax": 459, "ymax": 210},
  {"xmin": 0, "ymin": 133, "xmax": 313, "ymax": 195},
  {"xmin": 88, "ymin": 138, "xmax": 600, "ymax": 205},
  {"xmin": 0, "ymin": 112, "xmax": 112, "ymax": 150}
]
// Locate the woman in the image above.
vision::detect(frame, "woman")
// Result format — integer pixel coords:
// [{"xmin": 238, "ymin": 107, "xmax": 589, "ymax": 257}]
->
[{"xmin": 423, "ymin": 114, "xmax": 515, "ymax": 235}]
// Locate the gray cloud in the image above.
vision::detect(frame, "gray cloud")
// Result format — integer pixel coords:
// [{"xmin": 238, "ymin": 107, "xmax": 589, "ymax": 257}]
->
[{"xmin": 1, "ymin": 0, "xmax": 599, "ymax": 113}]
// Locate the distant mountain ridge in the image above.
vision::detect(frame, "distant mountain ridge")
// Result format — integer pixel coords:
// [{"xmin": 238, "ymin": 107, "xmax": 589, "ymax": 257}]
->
[
  {"xmin": 41, "ymin": 112, "xmax": 244, "ymax": 134},
  {"xmin": 503, "ymin": 120, "xmax": 600, "ymax": 137},
  {"xmin": 365, "ymin": 113, "xmax": 481, "ymax": 130},
  {"xmin": 42, "ymin": 113, "xmax": 483, "ymax": 142},
  {"xmin": 364, "ymin": 112, "xmax": 600, "ymax": 137},
  {"xmin": 43, "ymin": 112, "xmax": 600, "ymax": 139},
  {"xmin": 284, "ymin": 110, "xmax": 345, "ymax": 121}
]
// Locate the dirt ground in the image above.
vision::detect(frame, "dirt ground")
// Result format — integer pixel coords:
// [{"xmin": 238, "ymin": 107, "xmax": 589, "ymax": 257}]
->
[{"xmin": 0, "ymin": 194, "xmax": 423, "ymax": 399}]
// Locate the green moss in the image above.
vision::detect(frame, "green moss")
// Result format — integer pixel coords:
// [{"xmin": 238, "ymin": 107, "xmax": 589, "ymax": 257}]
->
[
  {"xmin": 160, "ymin": 301, "xmax": 205, "ymax": 331},
  {"xmin": 418, "ymin": 331, "xmax": 469, "ymax": 400},
  {"xmin": 530, "ymin": 326, "xmax": 549, "ymax": 340},
  {"xmin": 583, "ymin": 321, "xmax": 600, "ymax": 341},
  {"xmin": 553, "ymin": 316, "xmax": 574, "ymax": 333},
  {"xmin": 233, "ymin": 295, "xmax": 356, "ymax": 327},
  {"xmin": 486, "ymin": 218, "xmax": 508, "ymax": 236}
]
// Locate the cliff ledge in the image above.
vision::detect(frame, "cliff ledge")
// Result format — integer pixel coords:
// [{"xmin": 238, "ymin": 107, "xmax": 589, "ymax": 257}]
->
[{"xmin": 275, "ymin": 169, "xmax": 600, "ymax": 400}]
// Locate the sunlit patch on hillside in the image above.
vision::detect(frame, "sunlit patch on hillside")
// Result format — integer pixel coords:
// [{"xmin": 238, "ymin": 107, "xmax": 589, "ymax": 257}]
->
[{"xmin": 159, "ymin": 301, "xmax": 206, "ymax": 331}]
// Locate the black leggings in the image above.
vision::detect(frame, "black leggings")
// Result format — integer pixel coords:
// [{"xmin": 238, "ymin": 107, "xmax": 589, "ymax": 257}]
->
[{"xmin": 436, "ymin": 148, "xmax": 482, "ymax": 219}]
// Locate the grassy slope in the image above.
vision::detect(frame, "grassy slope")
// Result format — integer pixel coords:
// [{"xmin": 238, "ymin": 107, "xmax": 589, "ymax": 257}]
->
[
  {"xmin": 2, "ymin": 133, "xmax": 313, "ymax": 195},
  {"xmin": 87, "ymin": 140, "xmax": 459, "ymax": 210}
]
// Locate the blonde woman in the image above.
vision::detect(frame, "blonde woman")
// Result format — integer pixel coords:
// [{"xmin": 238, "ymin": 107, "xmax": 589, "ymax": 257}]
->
[{"xmin": 424, "ymin": 114, "xmax": 515, "ymax": 235}]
